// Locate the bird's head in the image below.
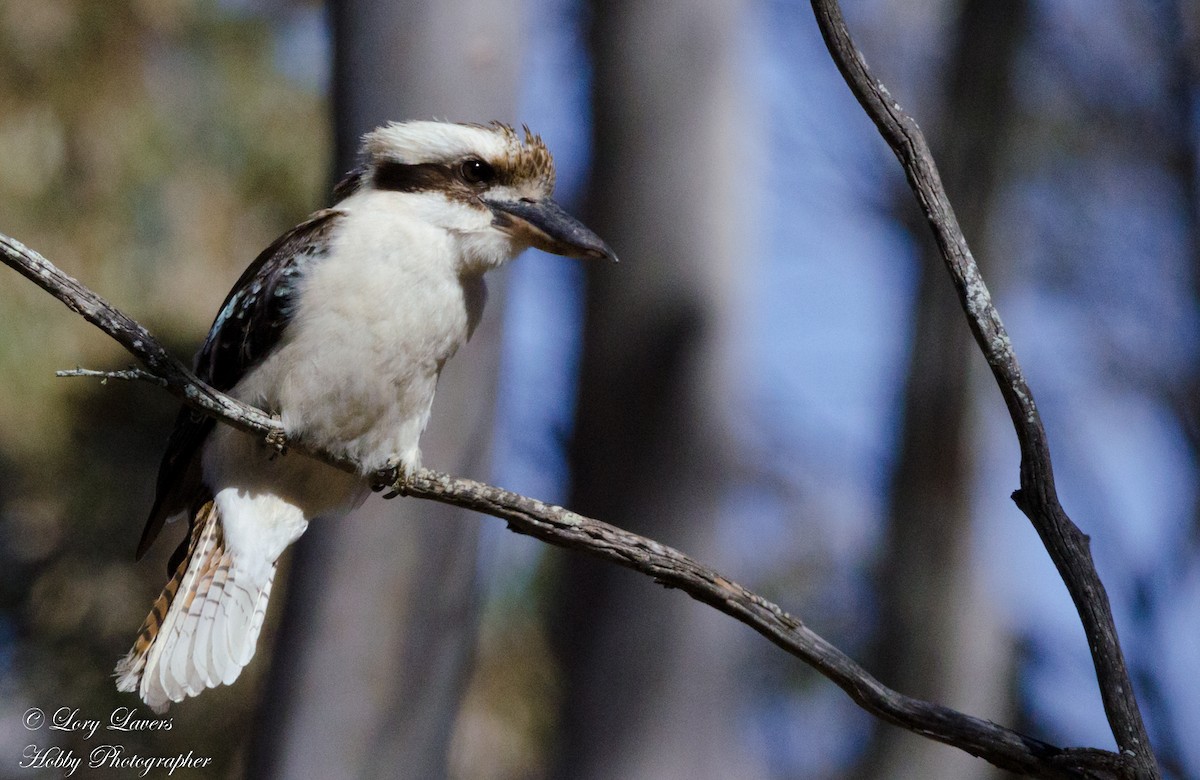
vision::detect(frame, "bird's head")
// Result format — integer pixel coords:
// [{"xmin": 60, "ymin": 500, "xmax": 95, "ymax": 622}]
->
[{"xmin": 337, "ymin": 121, "xmax": 616, "ymax": 272}]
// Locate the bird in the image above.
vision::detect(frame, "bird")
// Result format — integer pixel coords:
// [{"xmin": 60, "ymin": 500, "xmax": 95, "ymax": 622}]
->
[{"xmin": 115, "ymin": 120, "xmax": 616, "ymax": 713}]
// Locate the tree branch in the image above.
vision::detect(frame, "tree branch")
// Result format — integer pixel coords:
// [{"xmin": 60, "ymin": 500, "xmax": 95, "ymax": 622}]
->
[
  {"xmin": 0, "ymin": 9, "xmax": 1161, "ymax": 778},
  {"xmin": 0, "ymin": 229, "xmax": 1132, "ymax": 777},
  {"xmin": 807, "ymin": 2, "xmax": 1159, "ymax": 777}
]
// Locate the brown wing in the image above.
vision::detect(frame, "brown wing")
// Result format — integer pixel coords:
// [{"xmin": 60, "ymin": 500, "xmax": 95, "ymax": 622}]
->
[{"xmin": 136, "ymin": 209, "xmax": 346, "ymax": 562}]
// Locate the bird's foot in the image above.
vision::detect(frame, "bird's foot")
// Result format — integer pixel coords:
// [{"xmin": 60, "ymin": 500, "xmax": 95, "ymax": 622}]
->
[
  {"xmin": 265, "ymin": 418, "xmax": 288, "ymax": 459},
  {"xmin": 370, "ymin": 460, "xmax": 415, "ymax": 499}
]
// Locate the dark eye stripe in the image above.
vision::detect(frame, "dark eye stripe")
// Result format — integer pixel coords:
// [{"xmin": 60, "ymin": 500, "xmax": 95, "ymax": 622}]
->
[
  {"xmin": 371, "ymin": 159, "xmax": 522, "ymax": 196},
  {"xmin": 372, "ymin": 161, "xmax": 459, "ymax": 193}
]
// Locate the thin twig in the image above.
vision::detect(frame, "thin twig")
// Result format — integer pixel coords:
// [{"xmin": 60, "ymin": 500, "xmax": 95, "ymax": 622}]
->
[
  {"xmin": 56, "ymin": 367, "xmax": 168, "ymax": 386},
  {"xmin": 807, "ymin": 1, "xmax": 1159, "ymax": 777}
]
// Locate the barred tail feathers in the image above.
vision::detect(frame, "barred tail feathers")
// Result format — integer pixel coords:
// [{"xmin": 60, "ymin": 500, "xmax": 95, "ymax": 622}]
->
[{"xmin": 115, "ymin": 500, "xmax": 275, "ymax": 713}]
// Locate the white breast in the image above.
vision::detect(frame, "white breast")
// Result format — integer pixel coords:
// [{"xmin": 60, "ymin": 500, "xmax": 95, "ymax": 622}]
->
[
  {"xmin": 226, "ymin": 190, "xmax": 483, "ymax": 479},
  {"xmin": 199, "ymin": 188, "xmax": 485, "ymax": 572}
]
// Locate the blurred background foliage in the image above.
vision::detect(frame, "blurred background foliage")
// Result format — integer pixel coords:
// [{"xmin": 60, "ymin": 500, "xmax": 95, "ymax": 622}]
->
[
  {"xmin": 0, "ymin": 0, "xmax": 326, "ymax": 775},
  {"xmin": 0, "ymin": 0, "xmax": 1198, "ymax": 779}
]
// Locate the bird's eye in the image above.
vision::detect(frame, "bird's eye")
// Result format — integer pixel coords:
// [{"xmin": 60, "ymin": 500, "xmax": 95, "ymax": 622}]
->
[{"xmin": 460, "ymin": 158, "xmax": 495, "ymax": 185}]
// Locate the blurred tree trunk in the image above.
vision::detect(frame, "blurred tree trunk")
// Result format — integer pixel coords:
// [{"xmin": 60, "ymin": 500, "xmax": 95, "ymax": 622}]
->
[
  {"xmin": 1161, "ymin": 0, "xmax": 1200, "ymax": 459},
  {"xmin": 547, "ymin": 2, "xmax": 765, "ymax": 779},
  {"xmin": 246, "ymin": 2, "xmax": 522, "ymax": 778},
  {"xmin": 1128, "ymin": 4, "xmax": 1200, "ymax": 775},
  {"xmin": 857, "ymin": 2, "xmax": 1028, "ymax": 779}
]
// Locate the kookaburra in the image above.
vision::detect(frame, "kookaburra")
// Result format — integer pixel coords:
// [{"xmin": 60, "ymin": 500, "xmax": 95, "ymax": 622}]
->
[{"xmin": 115, "ymin": 120, "xmax": 615, "ymax": 712}]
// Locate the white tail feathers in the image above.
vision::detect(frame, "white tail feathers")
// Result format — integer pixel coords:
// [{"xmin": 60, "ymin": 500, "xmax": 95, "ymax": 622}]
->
[{"xmin": 115, "ymin": 501, "xmax": 275, "ymax": 713}]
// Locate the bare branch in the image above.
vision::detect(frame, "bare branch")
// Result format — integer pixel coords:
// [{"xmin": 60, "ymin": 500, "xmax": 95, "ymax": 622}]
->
[
  {"xmin": 807, "ymin": 1, "xmax": 1159, "ymax": 777},
  {"xmin": 0, "ymin": 235, "xmax": 1129, "ymax": 776}
]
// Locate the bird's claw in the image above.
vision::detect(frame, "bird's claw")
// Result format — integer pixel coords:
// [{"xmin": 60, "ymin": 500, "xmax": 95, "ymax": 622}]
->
[
  {"xmin": 265, "ymin": 422, "xmax": 288, "ymax": 458},
  {"xmin": 370, "ymin": 463, "xmax": 412, "ymax": 499}
]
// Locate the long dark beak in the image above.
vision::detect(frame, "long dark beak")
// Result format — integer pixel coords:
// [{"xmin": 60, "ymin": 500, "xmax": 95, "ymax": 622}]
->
[{"xmin": 485, "ymin": 197, "xmax": 618, "ymax": 263}]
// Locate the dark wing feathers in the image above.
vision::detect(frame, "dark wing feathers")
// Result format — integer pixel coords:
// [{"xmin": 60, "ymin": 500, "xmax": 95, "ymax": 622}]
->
[
  {"xmin": 136, "ymin": 406, "xmax": 212, "ymax": 560},
  {"xmin": 197, "ymin": 209, "xmax": 344, "ymax": 393},
  {"xmin": 136, "ymin": 209, "xmax": 345, "ymax": 560}
]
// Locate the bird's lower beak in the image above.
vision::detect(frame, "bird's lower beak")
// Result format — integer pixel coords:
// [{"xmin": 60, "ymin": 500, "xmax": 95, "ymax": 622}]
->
[{"xmin": 485, "ymin": 197, "xmax": 618, "ymax": 263}]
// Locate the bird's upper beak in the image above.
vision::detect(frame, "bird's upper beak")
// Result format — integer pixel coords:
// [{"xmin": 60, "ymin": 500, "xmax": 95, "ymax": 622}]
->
[{"xmin": 485, "ymin": 197, "xmax": 618, "ymax": 263}]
